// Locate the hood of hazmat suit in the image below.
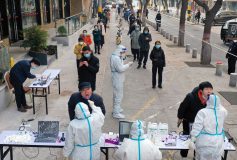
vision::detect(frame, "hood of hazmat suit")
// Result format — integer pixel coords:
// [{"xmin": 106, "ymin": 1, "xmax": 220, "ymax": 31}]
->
[
  {"xmin": 190, "ymin": 94, "xmax": 228, "ymax": 160},
  {"xmin": 63, "ymin": 102, "xmax": 105, "ymax": 160},
  {"xmin": 114, "ymin": 120, "xmax": 162, "ymax": 160}
]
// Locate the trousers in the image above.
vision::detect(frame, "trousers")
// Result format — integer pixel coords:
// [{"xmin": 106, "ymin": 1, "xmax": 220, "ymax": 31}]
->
[
  {"xmin": 152, "ymin": 65, "xmax": 163, "ymax": 86},
  {"xmin": 138, "ymin": 50, "xmax": 149, "ymax": 66},
  {"xmin": 10, "ymin": 78, "xmax": 26, "ymax": 108}
]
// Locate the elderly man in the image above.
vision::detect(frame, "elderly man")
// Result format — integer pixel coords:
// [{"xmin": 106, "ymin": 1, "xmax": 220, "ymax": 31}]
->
[
  {"xmin": 10, "ymin": 58, "xmax": 40, "ymax": 112},
  {"xmin": 177, "ymin": 81, "xmax": 213, "ymax": 158},
  {"xmin": 63, "ymin": 101, "xmax": 104, "ymax": 160},
  {"xmin": 190, "ymin": 94, "xmax": 228, "ymax": 160},
  {"xmin": 110, "ymin": 45, "xmax": 133, "ymax": 119},
  {"xmin": 114, "ymin": 120, "xmax": 162, "ymax": 160},
  {"xmin": 68, "ymin": 82, "xmax": 106, "ymax": 121}
]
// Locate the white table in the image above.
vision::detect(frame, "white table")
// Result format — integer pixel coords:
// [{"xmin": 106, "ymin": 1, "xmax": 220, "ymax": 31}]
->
[
  {"xmin": 0, "ymin": 131, "xmax": 114, "ymax": 160},
  {"xmin": 29, "ymin": 69, "xmax": 61, "ymax": 114}
]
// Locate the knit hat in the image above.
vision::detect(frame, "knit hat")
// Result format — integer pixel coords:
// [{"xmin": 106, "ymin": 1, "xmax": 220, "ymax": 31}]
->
[
  {"xmin": 79, "ymin": 82, "xmax": 91, "ymax": 91},
  {"xmin": 199, "ymin": 81, "xmax": 213, "ymax": 90}
]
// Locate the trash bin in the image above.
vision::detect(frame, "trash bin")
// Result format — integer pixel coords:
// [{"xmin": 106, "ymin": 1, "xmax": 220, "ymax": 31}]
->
[{"xmin": 216, "ymin": 61, "xmax": 223, "ymax": 76}]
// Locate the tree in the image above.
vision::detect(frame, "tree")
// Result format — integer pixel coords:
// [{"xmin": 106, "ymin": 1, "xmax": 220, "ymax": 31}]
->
[
  {"xmin": 139, "ymin": 0, "xmax": 150, "ymax": 26},
  {"xmin": 162, "ymin": 0, "xmax": 168, "ymax": 12},
  {"xmin": 178, "ymin": 0, "xmax": 188, "ymax": 47},
  {"xmin": 175, "ymin": 0, "xmax": 182, "ymax": 17},
  {"xmin": 194, "ymin": 0, "xmax": 223, "ymax": 64},
  {"xmin": 125, "ymin": 0, "xmax": 134, "ymax": 11}
]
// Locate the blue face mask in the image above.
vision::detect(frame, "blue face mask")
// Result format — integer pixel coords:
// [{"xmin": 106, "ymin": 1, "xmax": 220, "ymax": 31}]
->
[
  {"xmin": 84, "ymin": 53, "xmax": 91, "ymax": 58},
  {"xmin": 144, "ymin": 31, "xmax": 148, "ymax": 34},
  {"xmin": 31, "ymin": 66, "xmax": 37, "ymax": 70},
  {"xmin": 155, "ymin": 45, "xmax": 161, "ymax": 49}
]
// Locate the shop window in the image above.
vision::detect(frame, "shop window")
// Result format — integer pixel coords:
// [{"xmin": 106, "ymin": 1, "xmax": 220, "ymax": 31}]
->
[
  {"xmin": 52, "ymin": 0, "xmax": 60, "ymax": 21},
  {"xmin": 21, "ymin": 0, "xmax": 37, "ymax": 29}
]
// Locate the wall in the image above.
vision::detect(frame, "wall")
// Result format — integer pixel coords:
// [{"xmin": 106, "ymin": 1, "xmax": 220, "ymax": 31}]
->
[{"xmin": 70, "ymin": 0, "xmax": 83, "ymax": 16}]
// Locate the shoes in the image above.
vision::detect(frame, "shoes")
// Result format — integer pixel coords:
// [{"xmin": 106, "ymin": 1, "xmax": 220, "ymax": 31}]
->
[
  {"xmin": 152, "ymin": 86, "xmax": 156, "ymax": 89},
  {"xmin": 137, "ymin": 65, "xmax": 141, "ymax": 69},
  {"xmin": 143, "ymin": 66, "xmax": 146, "ymax": 69},
  {"xmin": 158, "ymin": 85, "xmax": 162, "ymax": 88},
  {"xmin": 18, "ymin": 107, "xmax": 27, "ymax": 112},
  {"xmin": 98, "ymin": 52, "xmax": 101, "ymax": 54},
  {"xmin": 113, "ymin": 113, "xmax": 125, "ymax": 119},
  {"xmin": 23, "ymin": 105, "xmax": 33, "ymax": 109},
  {"xmin": 119, "ymin": 108, "xmax": 124, "ymax": 113}
]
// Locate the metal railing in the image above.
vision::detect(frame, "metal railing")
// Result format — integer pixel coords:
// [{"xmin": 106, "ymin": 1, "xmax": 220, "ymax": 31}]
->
[{"xmin": 55, "ymin": 12, "xmax": 90, "ymax": 36}]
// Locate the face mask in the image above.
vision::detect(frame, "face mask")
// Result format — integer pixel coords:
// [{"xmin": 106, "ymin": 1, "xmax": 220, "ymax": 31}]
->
[
  {"xmin": 94, "ymin": 27, "xmax": 98, "ymax": 30},
  {"xmin": 83, "ymin": 32, "xmax": 87, "ymax": 35},
  {"xmin": 144, "ymin": 31, "xmax": 148, "ymax": 34},
  {"xmin": 155, "ymin": 45, "xmax": 161, "ymax": 49},
  {"xmin": 135, "ymin": 27, "xmax": 139, "ymax": 31},
  {"xmin": 79, "ymin": 42, "xmax": 84, "ymax": 45},
  {"xmin": 84, "ymin": 53, "xmax": 91, "ymax": 58},
  {"xmin": 31, "ymin": 66, "xmax": 37, "ymax": 70}
]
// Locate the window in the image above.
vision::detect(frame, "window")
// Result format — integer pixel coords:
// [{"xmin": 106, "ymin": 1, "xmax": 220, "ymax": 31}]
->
[{"xmin": 21, "ymin": 0, "xmax": 37, "ymax": 29}]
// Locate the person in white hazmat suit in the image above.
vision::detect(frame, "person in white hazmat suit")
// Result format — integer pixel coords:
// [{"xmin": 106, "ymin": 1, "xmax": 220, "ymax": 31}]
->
[
  {"xmin": 63, "ymin": 101, "xmax": 104, "ymax": 160},
  {"xmin": 110, "ymin": 45, "xmax": 133, "ymax": 119},
  {"xmin": 190, "ymin": 94, "xmax": 228, "ymax": 160},
  {"xmin": 114, "ymin": 120, "xmax": 162, "ymax": 160}
]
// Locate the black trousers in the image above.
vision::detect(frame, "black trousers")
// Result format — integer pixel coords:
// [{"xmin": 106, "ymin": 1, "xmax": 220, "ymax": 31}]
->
[
  {"xmin": 10, "ymin": 78, "xmax": 26, "ymax": 109},
  {"xmin": 228, "ymin": 58, "xmax": 236, "ymax": 74},
  {"xmin": 131, "ymin": 48, "xmax": 140, "ymax": 61},
  {"xmin": 138, "ymin": 50, "xmax": 149, "ymax": 66},
  {"xmin": 152, "ymin": 65, "xmax": 163, "ymax": 86},
  {"xmin": 76, "ymin": 59, "xmax": 80, "ymax": 80},
  {"xmin": 94, "ymin": 42, "xmax": 101, "ymax": 54},
  {"xmin": 156, "ymin": 22, "xmax": 161, "ymax": 31},
  {"xmin": 180, "ymin": 119, "xmax": 191, "ymax": 157}
]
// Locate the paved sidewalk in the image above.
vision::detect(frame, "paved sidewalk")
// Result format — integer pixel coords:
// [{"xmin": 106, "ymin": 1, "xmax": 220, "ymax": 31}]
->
[{"xmin": 0, "ymin": 9, "xmax": 237, "ymax": 160}]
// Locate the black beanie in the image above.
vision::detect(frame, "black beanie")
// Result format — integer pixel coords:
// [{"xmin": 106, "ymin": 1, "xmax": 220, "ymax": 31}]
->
[
  {"xmin": 199, "ymin": 81, "xmax": 213, "ymax": 90},
  {"xmin": 82, "ymin": 46, "xmax": 91, "ymax": 51}
]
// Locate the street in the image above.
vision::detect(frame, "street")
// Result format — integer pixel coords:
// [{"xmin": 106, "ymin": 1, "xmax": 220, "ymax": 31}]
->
[
  {"xmin": 0, "ymin": 9, "xmax": 237, "ymax": 160},
  {"xmin": 149, "ymin": 10, "xmax": 231, "ymax": 66}
]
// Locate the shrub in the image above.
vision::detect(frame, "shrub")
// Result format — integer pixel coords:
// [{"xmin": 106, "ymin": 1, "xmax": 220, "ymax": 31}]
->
[{"xmin": 57, "ymin": 26, "xmax": 67, "ymax": 36}]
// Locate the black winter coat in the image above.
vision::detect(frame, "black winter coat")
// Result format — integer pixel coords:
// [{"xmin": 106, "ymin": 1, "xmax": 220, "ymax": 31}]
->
[
  {"xmin": 10, "ymin": 60, "xmax": 35, "ymax": 84},
  {"xmin": 155, "ymin": 13, "xmax": 161, "ymax": 21},
  {"xmin": 138, "ymin": 33, "xmax": 152, "ymax": 51},
  {"xmin": 78, "ymin": 55, "xmax": 99, "ymax": 91},
  {"xmin": 150, "ymin": 47, "xmax": 166, "ymax": 67},
  {"xmin": 68, "ymin": 92, "xmax": 106, "ymax": 120},
  {"xmin": 177, "ymin": 87, "xmax": 206, "ymax": 123}
]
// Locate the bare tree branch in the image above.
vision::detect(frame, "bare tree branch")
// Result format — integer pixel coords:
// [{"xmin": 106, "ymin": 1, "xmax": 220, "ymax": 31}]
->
[
  {"xmin": 193, "ymin": 0, "xmax": 209, "ymax": 12},
  {"xmin": 210, "ymin": 0, "xmax": 223, "ymax": 13}
]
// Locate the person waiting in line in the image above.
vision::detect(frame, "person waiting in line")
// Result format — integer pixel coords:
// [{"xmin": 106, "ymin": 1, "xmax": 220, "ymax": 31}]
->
[
  {"xmin": 68, "ymin": 82, "xmax": 106, "ymax": 121},
  {"xmin": 110, "ymin": 45, "xmax": 133, "ymax": 119},
  {"xmin": 78, "ymin": 46, "xmax": 99, "ymax": 91},
  {"xmin": 10, "ymin": 58, "xmax": 40, "ymax": 112},
  {"xmin": 97, "ymin": 19, "xmax": 105, "ymax": 49},
  {"xmin": 102, "ymin": 11, "xmax": 108, "ymax": 33},
  {"xmin": 190, "ymin": 94, "xmax": 227, "ymax": 160},
  {"xmin": 114, "ymin": 120, "xmax": 162, "ymax": 160},
  {"xmin": 177, "ymin": 81, "xmax": 213, "ymax": 159},
  {"xmin": 74, "ymin": 37, "xmax": 86, "ymax": 81},
  {"xmin": 79, "ymin": 30, "xmax": 92, "ymax": 46},
  {"xmin": 155, "ymin": 11, "xmax": 161, "ymax": 31},
  {"xmin": 92, "ymin": 25, "xmax": 102, "ymax": 54},
  {"xmin": 63, "ymin": 101, "xmax": 104, "ymax": 160},
  {"xmin": 128, "ymin": 13, "xmax": 136, "ymax": 27},
  {"xmin": 138, "ymin": 27, "xmax": 152, "ymax": 69},
  {"xmin": 226, "ymin": 40, "xmax": 237, "ymax": 74},
  {"xmin": 195, "ymin": 9, "xmax": 201, "ymax": 24},
  {"xmin": 130, "ymin": 25, "xmax": 141, "ymax": 61},
  {"xmin": 150, "ymin": 40, "xmax": 166, "ymax": 89}
]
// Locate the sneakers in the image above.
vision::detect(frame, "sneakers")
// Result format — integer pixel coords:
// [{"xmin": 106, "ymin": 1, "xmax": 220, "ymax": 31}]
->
[
  {"xmin": 18, "ymin": 106, "xmax": 27, "ymax": 112},
  {"xmin": 158, "ymin": 85, "xmax": 162, "ymax": 88},
  {"xmin": 152, "ymin": 86, "xmax": 156, "ymax": 89},
  {"xmin": 23, "ymin": 105, "xmax": 33, "ymax": 109},
  {"xmin": 137, "ymin": 65, "xmax": 141, "ymax": 69},
  {"xmin": 143, "ymin": 65, "xmax": 146, "ymax": 69},
  {"xmin": 113, "ymin": 113, "xmax": 125, "ymax": 119}
]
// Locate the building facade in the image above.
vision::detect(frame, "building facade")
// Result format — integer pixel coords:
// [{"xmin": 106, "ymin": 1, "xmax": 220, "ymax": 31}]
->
[{"xmin": 0, "ymin": 0, "xmax": 92, "ymax": 45}]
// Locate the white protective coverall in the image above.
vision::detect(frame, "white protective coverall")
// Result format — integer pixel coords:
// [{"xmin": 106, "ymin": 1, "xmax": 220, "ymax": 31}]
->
[
  {"xmin": 63, "ymin": 101, "xmax": 105, "ymax": 160},
  {"xmin": 114, "ymin": 120, "xmax": 162, "ymax": 160},
  {"xmin": 110, "ymin": 45, "xmax": 130, "ymax": 115},
  {"xmin": 190, "ymin": 94, "xmax": 228, "ymax": 160}
]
